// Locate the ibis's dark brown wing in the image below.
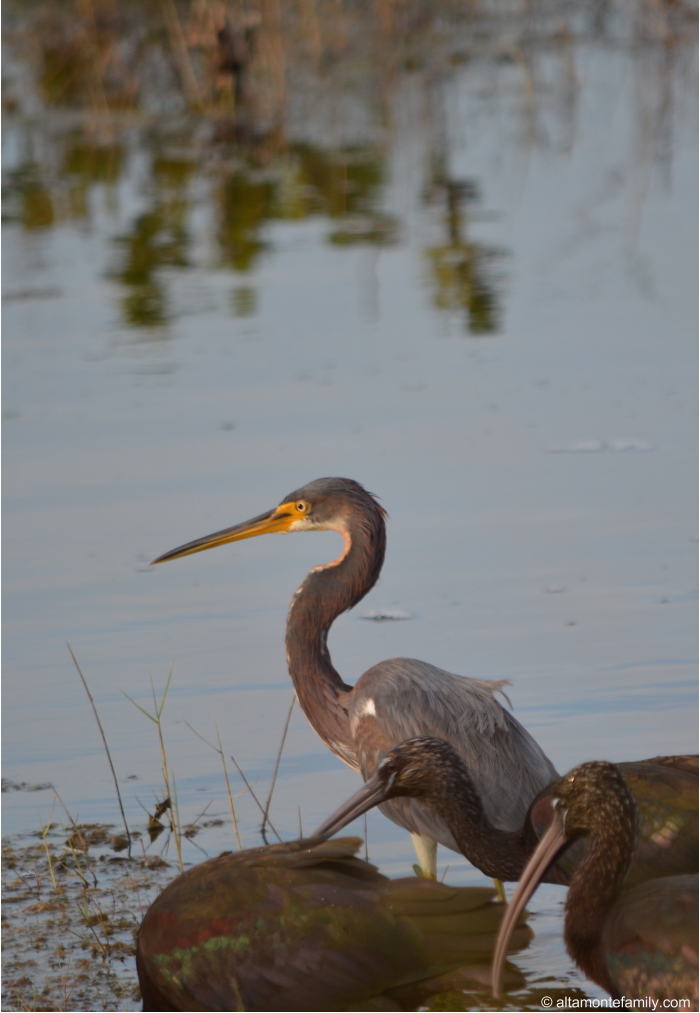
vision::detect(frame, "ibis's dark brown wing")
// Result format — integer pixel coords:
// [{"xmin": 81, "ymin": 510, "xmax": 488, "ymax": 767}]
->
[
  {"xmin": 618, "ymin": 762, "xmax": 698, "ymax": 889},
  {"xmin": 640, "ymin": 755, "xmax": 699, "ymax": 777},
  {"xmin": 137, "ymin": 837, "xmax": 531, "ymax": 1012},
  {"xmin": 603, "ymin": 874, "xmax": 699, "ymax": 1002}
]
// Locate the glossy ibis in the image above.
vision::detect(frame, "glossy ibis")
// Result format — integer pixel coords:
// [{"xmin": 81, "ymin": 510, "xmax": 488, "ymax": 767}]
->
[
  {"xmin": 136, "ymin": 836, "xmax": 531, "ymax": 1012},
  {"xmin": 492, "ymin": 761, "xmax": 699, "ymax": 1002},
  {"xmin": 314, "ymin": 738, "xmax": 698, "ymax": 887}
]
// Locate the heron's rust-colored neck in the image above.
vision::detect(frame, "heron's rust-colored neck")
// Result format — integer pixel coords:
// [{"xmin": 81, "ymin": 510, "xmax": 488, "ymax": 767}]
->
[{"xmin": 285, "ymin": 506, "xmax": 386, "ymax": 771}]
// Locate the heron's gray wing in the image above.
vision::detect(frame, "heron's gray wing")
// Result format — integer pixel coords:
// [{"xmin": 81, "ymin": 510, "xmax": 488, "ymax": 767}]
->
[{"xmin": 349, "ymin": 658, "xmax": 558, "ymax": 846}]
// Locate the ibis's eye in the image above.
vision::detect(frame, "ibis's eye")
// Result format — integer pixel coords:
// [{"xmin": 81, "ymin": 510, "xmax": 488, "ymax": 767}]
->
[{"xmin": 296, "ymin": 501, "xmax": 308, "ymax": 513}]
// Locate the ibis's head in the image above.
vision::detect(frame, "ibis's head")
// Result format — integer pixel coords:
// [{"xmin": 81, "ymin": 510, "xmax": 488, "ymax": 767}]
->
[{"xmin": 313, "ymin": 737, "xmax": 470, "ymax": 839}]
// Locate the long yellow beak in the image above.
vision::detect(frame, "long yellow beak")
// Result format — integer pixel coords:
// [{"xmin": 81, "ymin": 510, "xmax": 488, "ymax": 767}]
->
[{"xmin": 151, "ymin": 502, "xmax": 298, "ymax": 564}]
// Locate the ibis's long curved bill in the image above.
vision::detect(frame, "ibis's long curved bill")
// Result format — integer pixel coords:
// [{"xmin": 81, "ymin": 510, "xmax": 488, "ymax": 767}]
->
[
  {"xmin": 313, "ymin": 773, "xmax": 391, "ymax": 839},
  {"xmin": 151, "ymin": 504, "xmax": 298, "ymax": 564},
  {"xmin": 491, "ymin": 800, "xmax": 566, "ymax": 998}
]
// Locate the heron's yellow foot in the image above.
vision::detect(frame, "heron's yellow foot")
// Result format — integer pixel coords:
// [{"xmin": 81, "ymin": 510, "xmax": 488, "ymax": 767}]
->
[
  {"xmin": 494, "ymin": 877, "xmax": 507, "ymax": 903},
  {"xmin": 412, "ymin": 863, "xmax": 438, "ymax": 880}
]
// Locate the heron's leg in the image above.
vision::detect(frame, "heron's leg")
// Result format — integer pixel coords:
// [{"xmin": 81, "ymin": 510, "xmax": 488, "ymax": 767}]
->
[
  {"xmin": 493, "ymin": 878, "xmax": 507, "ymax": 903},
  {"xmin": 410, "ymin": 833, "xmax": 437, "ymax": 879}
]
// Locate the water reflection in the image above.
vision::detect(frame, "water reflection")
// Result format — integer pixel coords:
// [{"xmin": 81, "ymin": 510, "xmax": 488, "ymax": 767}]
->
[
  {"xmin": 3, "ymin": 166, "xmax": 55, "ymax": 230},
  {"xmin": 104, "ymin": 139, "xmax": 400, "ymax": 328},
  {"xmin": 1, "ymin": 119, "xmax": 501, "ymax": 335},
  {"xmin": 63, "ymin": 138, "xmax": 124, "ymax": 220},
  {"xmin": 3, "ymin": 127, "xmax": 402, "ymax": 330},
  {"xmin": 293, "ymin": 146, "xmax": 398, "ymax": 247},
  {"xmin": 112, "ymin": 153, "xmax": 196, "ymax": 328},
  {"xmin": 0, "ymin": 1, "xmax": 693, "ymax": 376},
  {"xmin": 216, "ymin": 166, "xmax": 275, "ymax": 272},
  {"xmin": 424, "ymin": 170, "xmax": 505, "ymax": 335},
  {"xmin": 232, "ymin": 285, "xmax": 256, "ymax": 317},
  {"xmin": 2, "ymin": 136, "xmax": 124, "ymax": 232},
  {"xmin": 216, "ymin": 145, "xmax": 398, "ymax": 270}
]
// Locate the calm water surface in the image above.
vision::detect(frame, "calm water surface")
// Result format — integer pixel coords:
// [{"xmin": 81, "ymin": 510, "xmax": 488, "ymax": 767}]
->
[{"xmin": 2, "ymin": 11, "xmax": 697, "ymax": 1009}]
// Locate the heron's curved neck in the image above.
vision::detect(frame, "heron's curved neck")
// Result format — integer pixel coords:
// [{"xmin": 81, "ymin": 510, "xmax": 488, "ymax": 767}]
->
[{"xmin": 286, "ymin": 515, "xmax": 385, "ymax": 768}]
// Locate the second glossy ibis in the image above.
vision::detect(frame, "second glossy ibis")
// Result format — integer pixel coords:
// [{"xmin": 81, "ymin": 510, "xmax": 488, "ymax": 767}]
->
[{"xmin": 491, "ymin": 761, "xmax": 699, "ymax": 1002}]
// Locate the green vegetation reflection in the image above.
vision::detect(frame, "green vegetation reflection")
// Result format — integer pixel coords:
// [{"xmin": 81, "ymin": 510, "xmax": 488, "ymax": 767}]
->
[
  {"xmin": 111, "ymin": 154, "xmax": 197, "ymax": 328},
  {"xmin": 4, "ymin": 126, "xmax": 505, "ymax": 335},
  {"xmin": 109, "ymin": 141, "xmax": 399, "ymax": 328},
  {"xmin": 425, "ymin": 167, "xmax": 506, "ymax": 336},
  {"xmin": 215, "ymin": 145, "xmax": 398, "ymax": 273}
]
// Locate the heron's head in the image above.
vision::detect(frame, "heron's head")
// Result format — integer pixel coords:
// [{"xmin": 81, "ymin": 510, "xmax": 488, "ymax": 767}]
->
[{"xmin": 151, "ymin": 477, "xmax": 387, "ymax": 564}]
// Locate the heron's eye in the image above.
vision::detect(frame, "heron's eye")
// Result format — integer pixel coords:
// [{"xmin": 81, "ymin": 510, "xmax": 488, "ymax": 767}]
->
[{"xmin": 296, "ymin": 501, "xmax": 308, "ymax": 513}]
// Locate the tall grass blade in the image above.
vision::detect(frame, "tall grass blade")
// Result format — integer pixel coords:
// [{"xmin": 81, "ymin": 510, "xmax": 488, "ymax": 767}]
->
[
  {"xmin": 230, "ymin": 755, "xmax": 282, "ymax": 842},
  {"xmin": 38, "ymin": 805, "xmax": 57, "ymax": 890},
  {"xmin": 66, "ymin": 643, "xmax": 131, "ymax": 854},
  {"xmin": 183, "ymin": 718, "xmax": 243, "ymax": 851},
  {"xmin": 261, "ymin": 695, "xmax": 295, "ymax": 839}
]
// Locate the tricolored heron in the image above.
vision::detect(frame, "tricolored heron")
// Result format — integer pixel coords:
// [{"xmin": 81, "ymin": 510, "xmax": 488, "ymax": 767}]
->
[
  {"xmin": 136, "ymin": 836, "xmax": 532, "ymax": 1012},
  {"xmin": 152, "ymin": 477, "xmax": 557, "ymax": 878},
  {"xmin": 313, "ymin": 738, "xmax": 699, "ymax": 887},
  {"xmin": 492, "ymin": 762, "xmax": 699, "ymax": 1002}
]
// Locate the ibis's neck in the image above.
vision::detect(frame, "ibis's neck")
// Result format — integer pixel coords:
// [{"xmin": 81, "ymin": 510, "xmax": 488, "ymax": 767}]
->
[
  {"xmin": 564, "ymin": 829, "xmax": 633, "ymax": 997},
  {"xmin": 285, "ymin": 517, "xmax": 385, "ymax": 770},
  {"xmin": 410, "ymin": 768, "xmax": 572, "ymax": 884},
  {"xmin": 417, "ymin": 771, "xmax": 532, "ymax": 881}
]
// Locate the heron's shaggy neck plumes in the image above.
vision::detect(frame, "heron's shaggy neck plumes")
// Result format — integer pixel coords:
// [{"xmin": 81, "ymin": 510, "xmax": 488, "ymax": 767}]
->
[{"xmin": 285, "ymin": 485, "xmax": 386, "ymax": 769}]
